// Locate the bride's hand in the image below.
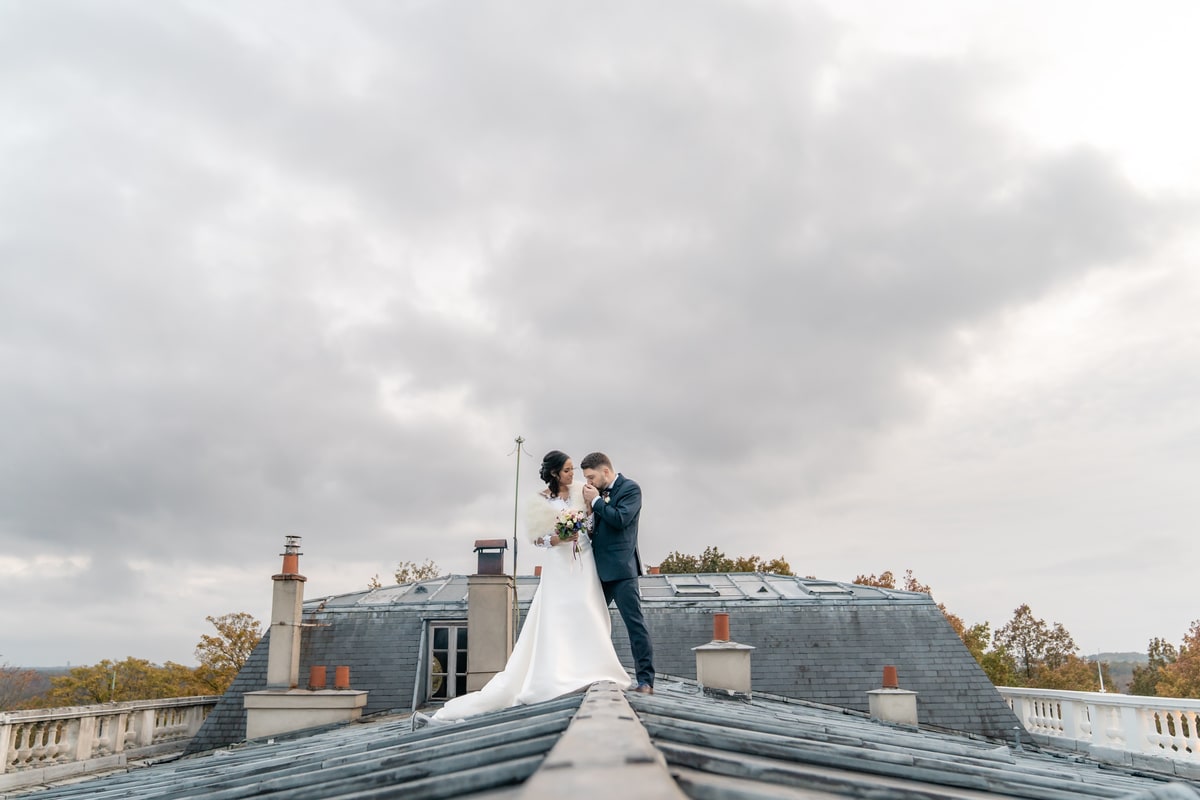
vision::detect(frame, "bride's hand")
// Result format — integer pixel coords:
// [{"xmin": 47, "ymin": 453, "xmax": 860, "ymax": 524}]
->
[{"xmin": 555, "ymin": 533, "xmax": 579, "ymax": 546}]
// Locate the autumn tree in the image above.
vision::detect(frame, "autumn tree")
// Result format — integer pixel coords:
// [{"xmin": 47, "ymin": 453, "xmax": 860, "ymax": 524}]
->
[
  {"xmin": 394, "ymin": 559, "xmax": 441, "ymax": 584},
  {"xmin": 732, "ymin": 555, "xmax": 794, "ymax": 575},
  {"xmin": 1036, "ymin": 655, "xmax": 1112, "ymax": 692},
  {"xmin": 853, "ymin": 569, "xmax": 966, "ymax": 639},
  {"xmin": 657, "ymin": 546, "xmax": 792, "ymax": 575},
  {"xmin": 45, "ymin": 657, "xmax": 203, "ymax": 706},
  {"xmin": 1128, "ymin": 637, "xmax": 1178, "ymax": 696},
  {"xmin": 194, "ymin": 612, "xmax": 263, "ymax": 694},
  {"xmin": 991, "ymin": 604, "xmax": 1097, "ymax": 688},
  {"xmin": 1154, "ymin": 620, "xmax": 1200, "ymax": 699},
  {"xmin": 0, "ymin": 663, "xmax": 41, "ymax": 711}
]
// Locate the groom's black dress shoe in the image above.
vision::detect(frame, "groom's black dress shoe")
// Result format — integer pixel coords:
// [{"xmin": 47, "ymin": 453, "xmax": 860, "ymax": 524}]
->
[{"xmin": 632, "ymin": 684, "xmax": 654, "ymax": 695}]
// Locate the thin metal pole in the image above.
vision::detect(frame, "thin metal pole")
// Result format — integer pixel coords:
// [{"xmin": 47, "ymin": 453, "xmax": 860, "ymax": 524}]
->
[
  {"xmin": 512, "ymin": 436, "xmax": 524, "ymax": 578},
  {"xmin": 511, "ymin": 436, "xmax": 526, "ymax": 642}
]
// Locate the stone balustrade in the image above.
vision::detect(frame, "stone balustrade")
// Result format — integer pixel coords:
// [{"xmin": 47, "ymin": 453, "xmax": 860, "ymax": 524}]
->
[
  {"xmin": 0, "ymin": 695, "xmax": 218, "ymax": 792},
  {"xmin": 998, "ymin": 686, "xmax": 1200, "ymax": 766}
]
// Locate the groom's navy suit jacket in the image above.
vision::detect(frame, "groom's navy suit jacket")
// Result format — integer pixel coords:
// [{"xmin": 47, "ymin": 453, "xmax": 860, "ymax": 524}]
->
[{"xmin": 591, "ymin": 474, "xmax": 643, "ymax": 582}]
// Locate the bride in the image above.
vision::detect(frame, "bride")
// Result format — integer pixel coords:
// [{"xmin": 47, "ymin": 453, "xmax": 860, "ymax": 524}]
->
[{"xmin": 432, "ymin": 450, "xmax": 632, "ymax": 721}]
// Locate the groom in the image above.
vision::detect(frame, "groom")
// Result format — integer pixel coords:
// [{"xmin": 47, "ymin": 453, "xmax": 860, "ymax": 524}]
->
[{"xmin": 581, "ymin": 452, "xmax": 655, "ymax": 694}]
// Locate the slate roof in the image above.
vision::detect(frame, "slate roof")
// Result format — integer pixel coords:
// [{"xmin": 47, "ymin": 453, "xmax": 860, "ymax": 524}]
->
[
  {"xmin": 188, "ymin": 572, "xmax": 1020, "ymax": 754},
  {"xmin": 14, "ymin": 681, "xmax": 1200, "ymax": 799},
  {"xmin": 630, "ymin": 681, "xmax": 1200, "ymax": 797}
]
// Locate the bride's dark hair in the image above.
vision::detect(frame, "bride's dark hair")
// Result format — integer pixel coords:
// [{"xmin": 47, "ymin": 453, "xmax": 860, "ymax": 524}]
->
[{"xmin": 539, "ymin": 450, "xmax": 570, "ymax": 497}]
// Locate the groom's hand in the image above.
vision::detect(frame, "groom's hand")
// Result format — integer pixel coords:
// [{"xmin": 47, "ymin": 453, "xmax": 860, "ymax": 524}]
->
[{"xmin": 583, "ymin": 484, "xmax": 599, "ymax": 504}]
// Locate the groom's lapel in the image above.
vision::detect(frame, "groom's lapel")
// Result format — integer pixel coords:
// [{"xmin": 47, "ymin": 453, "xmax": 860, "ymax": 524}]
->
[{"xmin": 607, "ymin": 475, "xmax": 623, "ymax": 497}]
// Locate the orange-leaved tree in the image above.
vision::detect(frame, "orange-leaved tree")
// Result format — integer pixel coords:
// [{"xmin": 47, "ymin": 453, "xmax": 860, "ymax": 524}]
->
[
  {"xmin": 0, "ymin": 663, "xmax": 42, "ymax": 711},
  {"xmin": 45, "ymin": 658, "xmax": 205, "ymax": 706},
  {"xmin": 194, "ymin": 612, "xmax": 262, "ymax": 694},
  {"xmin": 1151, "ymin": 620, "xmax": 1200, "ymax": 698}
]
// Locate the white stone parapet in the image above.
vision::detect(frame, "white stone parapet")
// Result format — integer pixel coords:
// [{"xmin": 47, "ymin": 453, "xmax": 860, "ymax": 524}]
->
[
  {"xmin": 998, "ymin": 686, "xmax": 1200, "ymax": 765},
  {"xmin": 0, "ymin": 695, "xmax": 219, "ymax": 791}
]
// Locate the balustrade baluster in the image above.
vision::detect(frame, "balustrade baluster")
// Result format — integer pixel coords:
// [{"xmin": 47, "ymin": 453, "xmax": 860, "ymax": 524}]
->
[
  {"xmin": 30, "ymin": 722, "xmax": 50, "ymax": 765},
  {"xmin": 12, "ymin": 723, "xmax": 32, "ymax": 770}
]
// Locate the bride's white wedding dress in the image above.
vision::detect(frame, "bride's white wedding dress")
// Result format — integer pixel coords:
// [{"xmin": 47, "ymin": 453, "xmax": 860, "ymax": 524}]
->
[{"xmin": 433, "ymin": 481, "xmax": 631, "ymax": 721}]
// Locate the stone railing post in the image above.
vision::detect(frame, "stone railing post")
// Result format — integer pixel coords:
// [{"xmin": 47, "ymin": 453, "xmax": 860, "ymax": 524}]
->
[
  {"xmin": 0, "ymin": 716, "xmax": 12, "ymax": 775},
  {"xmin": 73, "ymin": 715, "xmax": 96, "ymax": 762},
  {"xmin": 136, "ymin": 708, "xmax": 156, "ymax": 748},
  {"xmin": 1117, "ymin": 705, "xmax": 1140, "ymax": 751},
  {"xmin": 116, "ymin": 711, "xmax": 131, "ymax": 754},
  {"xmin": 185, "ymin": 704, "xmax": 206, "ymax": 736},
  {"xmin": 1059, "ymin": 697, "xmax": 1081, "ymax": 740}
]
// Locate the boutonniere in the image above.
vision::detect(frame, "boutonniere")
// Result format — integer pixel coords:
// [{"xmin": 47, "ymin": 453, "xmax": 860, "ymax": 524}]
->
[{"xmin": 602, "ymin": 490, "xmax": 611, "ymax": 504}]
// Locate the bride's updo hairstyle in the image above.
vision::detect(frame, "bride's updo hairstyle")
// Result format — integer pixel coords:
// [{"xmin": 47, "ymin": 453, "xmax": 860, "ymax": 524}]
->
[{"xmin": 539, "ymin": 450, "xmax": 570, "ymax": 497}]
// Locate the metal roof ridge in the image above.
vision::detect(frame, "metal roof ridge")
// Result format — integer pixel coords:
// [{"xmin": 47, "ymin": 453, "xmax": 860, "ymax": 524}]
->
[{"xmin": 515, "ymin": 681, "xmax": 686, "ymax": 799}]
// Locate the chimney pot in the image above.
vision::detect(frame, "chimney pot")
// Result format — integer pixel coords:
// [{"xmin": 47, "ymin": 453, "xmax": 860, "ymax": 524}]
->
[
  {"xmin": 534, "ymin": 565, "xmax": 542, "ymax": 577},
  {"xmin": 279, "ymin": 535, "xmax": 303, "ymax": 575},
  {"xmin": 473, "ymin": 538, "xmax": 508, "ymax": 575},
  {"xmin": 334, "ymin": 666, "xmax": 350, "ymax": 689},
  {"xmin": 308, "ymin": 666, "xmax": 327, "ymax": 690},
  {"xmin": 713, "ymin": 612, "xmax": 730, "ymax": 642},
  {"xmin": 648, "ymin": 566, "xmax": 661, "ymax": 574},
  {"xmin": 693, "ymin": 612, "xmax": 754, "ymax": 698},
  {"xmin": 868, "ymin": 664, "xmax": 918, "ymax": 726}
]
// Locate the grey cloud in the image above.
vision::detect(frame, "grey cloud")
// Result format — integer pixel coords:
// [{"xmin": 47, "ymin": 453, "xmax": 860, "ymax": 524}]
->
[{"xmin": 0, "ymin": 0, "xmax": 1185, "ymax": 663}]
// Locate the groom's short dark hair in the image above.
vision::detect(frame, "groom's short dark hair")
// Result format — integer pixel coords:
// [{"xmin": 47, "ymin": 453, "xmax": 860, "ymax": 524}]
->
[{"xmin": 580, "ymin": 452, "xmax": 612, "ymax": 471}]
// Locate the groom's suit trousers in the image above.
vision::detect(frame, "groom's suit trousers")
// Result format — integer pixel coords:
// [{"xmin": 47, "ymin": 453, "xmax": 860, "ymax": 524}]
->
[{"xmin": 602, "ymin": 577, "xmax": 655, "ymax": 688}]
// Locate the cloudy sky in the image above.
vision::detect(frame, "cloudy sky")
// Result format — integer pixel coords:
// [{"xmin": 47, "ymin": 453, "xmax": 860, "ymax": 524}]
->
[{"xmin": 2, "ymin": 1, "xmax": 1198, "ymax": 668}]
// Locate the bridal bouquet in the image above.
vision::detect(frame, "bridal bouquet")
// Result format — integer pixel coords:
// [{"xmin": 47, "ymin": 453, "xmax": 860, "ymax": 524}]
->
[{"xmin": 554, "ymin": 508, "xmax": 588, "ymax": 559}]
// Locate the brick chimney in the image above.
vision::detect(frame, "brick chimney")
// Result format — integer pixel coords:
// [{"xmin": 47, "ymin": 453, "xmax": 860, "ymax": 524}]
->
[
  {"xmin": 692, "ymin": 612, "xmax": 755, "ymax": 698},
  {"xmin": 267, "ymin": 535, "xmax": 305, "ymax": 689},
  {"xmin": 466, "ymin": 539, "xmax": 515, "ymax": 692},
  {"xmin": 867, "ymin": 665, "xmax": 919, "ymax": 726}
]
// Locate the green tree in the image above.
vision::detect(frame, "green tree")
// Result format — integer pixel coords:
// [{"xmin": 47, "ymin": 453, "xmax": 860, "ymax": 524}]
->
[
  {"xmin": 194, "ymin": 612, "xmax": 262, "ymax": 694},
  {"xmin": 979, "ymin": 644, "xmax": 1020, "ymax": 687},
  {"xmin": 658, "ymin": 550, "xmax": 700, "ymax": 573},
  {"xmin": 394, "ymin": 559, "xmax": 440, "ymax": 584},
  {"xmin": 656, "ymin": 547, "xmax": 792, "ymax": 575},
  {"xmin": 1128, "ymin": 637, "xmax": 1179, "ymax": 697}
]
